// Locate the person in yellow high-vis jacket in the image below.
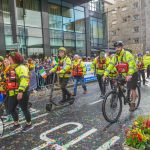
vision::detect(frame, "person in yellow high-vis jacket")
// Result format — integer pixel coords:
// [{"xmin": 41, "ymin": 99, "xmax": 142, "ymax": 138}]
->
[
  {"xmin": 72, "ymin": 54, "xmax": 87, "ymax": 96},
  {"xmin": 91, "ymin": 51, "xmax": 110, "ymax": 98},
  {"xmin": 143, "ymin": 51, "xmax": 150, "ymax": 78},
  {"xmin": 109, "ymin": 54, "xmax": 118, "ymax": 89},
  {"xmin": 136, "ymin": 53, "xmax": 146, "ymax": 85},
  {"xmin": 7, "ymin": 52, "xmax": 32, "ymax": 132},
  {"xmin": 103, "ymin": 41, "xmax": 138, "ymax": 112},
  {"xmin": 49, "ymin": 47, "xmax": 72, "ymax": 104}
]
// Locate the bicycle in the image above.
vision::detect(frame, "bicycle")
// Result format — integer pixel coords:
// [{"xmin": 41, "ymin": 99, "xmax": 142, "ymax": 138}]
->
[
  {"xmin": 0, "ymin": 103, "xmax": 4, "ymax": 137},
  {"xmin": 102, "ymin": 74, "xmax": 141, "ymax": 123}
]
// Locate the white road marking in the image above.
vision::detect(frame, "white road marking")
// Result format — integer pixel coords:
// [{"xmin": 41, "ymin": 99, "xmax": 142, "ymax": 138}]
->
[
  {"xmin": 62, "ymin": 128, "xmax": 97, "ymax": 149},
  {"xmin": 5, "ymin": 113, "xmax": 48, "ymax": 129},
  {"xmin": 32, "ymin": 122, "xmax": 83, "ymax": 150},
  {"xmin": 89, "ymin": 99, "xmax": 103, "ymax": 105},
  {"xmin": 1, "ymin": 120, "xmax": 47, "ymax": 139},
  {"xmin": 96, "ymin": 136, "xmax": 120, "ymax": 150}
]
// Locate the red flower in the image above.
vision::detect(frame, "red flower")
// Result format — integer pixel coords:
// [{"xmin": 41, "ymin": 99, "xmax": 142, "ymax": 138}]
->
[{"xmin": 137, "ymin": 133, "xmax": 142, "ymax": 142}]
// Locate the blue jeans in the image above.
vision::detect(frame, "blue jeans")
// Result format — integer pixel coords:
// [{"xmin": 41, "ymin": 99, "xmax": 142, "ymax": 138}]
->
[{"xmin": 74, "ymin": 77, "xmax": 87, "ymax": 96}]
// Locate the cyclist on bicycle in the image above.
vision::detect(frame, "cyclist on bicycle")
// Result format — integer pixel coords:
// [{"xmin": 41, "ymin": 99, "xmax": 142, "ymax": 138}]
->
[{"xmin": 103, "ymin": 41, "xmax": 138, "ymax": 111}]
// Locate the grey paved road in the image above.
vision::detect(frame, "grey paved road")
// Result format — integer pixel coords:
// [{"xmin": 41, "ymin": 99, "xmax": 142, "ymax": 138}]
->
[{"xmin": 1, "ymin": 79, "xmax": 150, "ymax": 150}]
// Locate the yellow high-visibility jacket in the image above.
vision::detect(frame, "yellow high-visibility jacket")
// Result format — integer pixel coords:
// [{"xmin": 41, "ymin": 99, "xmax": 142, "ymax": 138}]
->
[
  {"xmin": 91, "ymin": 56, "xmax": 110, "ymax": 75},
  {"xmin": 104, "ymin": 49, "xmax": 137, "ymax": 77},
  {"xmin": 50, "ymin": 56, "xmax": 71, "ymax": 78},
  {"xmin": 8, "ymin": 64, "xmax": 30, "ymax": 96}
]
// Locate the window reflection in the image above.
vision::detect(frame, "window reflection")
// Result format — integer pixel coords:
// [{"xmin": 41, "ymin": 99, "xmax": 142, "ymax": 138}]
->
[
  {"xmin": 62, "ymin": 7, "xmax": 75, "ymax": 32},
  {"xmin": 90, "ymin": 17, "xmax": 103, "ymax": 47},
  {"xmin": 49, "ymin": 4, "xmax": 62, "ymax": 30}
]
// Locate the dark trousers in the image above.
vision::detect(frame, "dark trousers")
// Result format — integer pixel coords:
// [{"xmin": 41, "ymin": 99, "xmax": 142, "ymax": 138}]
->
[
  {"xmin": 8, "ymin": 92, "xmax": 31, "ymax": 123},
  {"xmin": 59, "ymin": 78, "xmax": 71, "ymax": 100},
  {"xmin": 138, "ymin": 70, "xmax": 145, "ymax": 84},
  {"xmin": 147, "ymin": 65, "xmax": 150, "ymax": 78},
  {"xmin": 97, "ymin": 74, "xmax": 106, "ymax": 95}
]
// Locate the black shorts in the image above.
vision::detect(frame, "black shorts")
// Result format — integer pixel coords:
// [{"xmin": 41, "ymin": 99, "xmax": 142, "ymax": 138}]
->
[{"xmin": 127, "ymin": 72, "xmax": 138, "ymax": 90}]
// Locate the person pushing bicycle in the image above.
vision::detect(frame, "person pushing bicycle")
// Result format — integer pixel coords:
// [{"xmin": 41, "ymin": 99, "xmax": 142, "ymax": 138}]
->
[{"xmin": 103, "ymin": 41, "xmax": 138, "ymax": 111}]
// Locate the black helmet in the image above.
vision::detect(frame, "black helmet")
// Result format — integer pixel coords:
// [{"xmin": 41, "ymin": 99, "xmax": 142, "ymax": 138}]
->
[{"xmin": 114, "ymin": 41, "xmax": 124, "ymax": 47}]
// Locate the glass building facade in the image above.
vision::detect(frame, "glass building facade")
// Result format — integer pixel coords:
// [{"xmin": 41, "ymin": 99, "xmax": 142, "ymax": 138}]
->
[{"xmin": 0, "ymin": 0, "xmax": 105, "ymax": 57}]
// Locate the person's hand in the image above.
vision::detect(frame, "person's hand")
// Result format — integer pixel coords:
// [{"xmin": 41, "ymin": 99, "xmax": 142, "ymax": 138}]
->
[
  {"xmin": 17, "ymin": 92, "xmax": 23, "ymax": 100},
  {"xmin": 126, "ymin": 75, "xmax": 132, "ymax": 82},
  {"xmin": 56, "ymin": 71, "xmax": 60, "ymax": 74},
  {"xmin": 103, "ymin": 75, "xmax": 107, "ymax": 82}
]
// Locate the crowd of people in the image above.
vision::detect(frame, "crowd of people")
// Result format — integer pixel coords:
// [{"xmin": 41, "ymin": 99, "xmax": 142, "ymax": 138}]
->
[{"xmin": 0, "ymin": 41, "xmax": 150, "ymax": 133}]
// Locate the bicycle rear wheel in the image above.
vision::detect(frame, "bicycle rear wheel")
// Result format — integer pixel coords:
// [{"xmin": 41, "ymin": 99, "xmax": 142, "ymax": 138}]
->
[
  {"xmin": 134, "ymin": 84, "xmax": 141, "ymax": 109},
  {"xmin": 102, "ymin": 91, "xmax": 122, "ymax": 123},
  {"xmin": 0, "ymin": 117, "xmax": 4, "ymax": 137}
]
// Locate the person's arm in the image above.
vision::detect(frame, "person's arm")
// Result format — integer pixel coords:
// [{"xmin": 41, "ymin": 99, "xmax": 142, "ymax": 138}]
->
[
  {"xmin": 91, "ymin": 58, "xmax": 96, "ymax": 73},
  {"xmin": 104, "ymin": 56, "xmax": 116, "ymax": 77},
  {"xmin": 126, "ymin": 52, "xmax": 137, "ymax": 75},
  {"xmin": 81, "ymin": 61, "xmax": 86, "ymax": 75},
  {"xmin": 16, "ymin": 66, "xmax": 29, "ymax": 92}
]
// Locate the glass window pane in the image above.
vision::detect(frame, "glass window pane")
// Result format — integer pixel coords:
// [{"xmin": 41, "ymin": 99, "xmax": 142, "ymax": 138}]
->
[
  {"xmin": 16, "ymin": 0, "xmax": 42, "ymax": 27},
  {"xmin": 64, "ymin": 32, "xmax": 75, "ymax": 47},
  {"xmin": 75, "ymin": 10, "xmax": 85, "ymax": 33},
  {"xmin": 2, "ymin": 0, "xmax": 11, "ymax": 24},
  {"xmin": 5, "ymin": 35, "xmax": 13, "ymax": 46},
  {"xmin": 63, "ymin": 7, "xmax": 75, "ymax": 32},
  {"xmin": 50, "ymin": 39, "xmax": 63, "ymax": 46},
  {"xmin": 48, "ymin": 4, "xmax": 62, "ymax": 30},
  {"xmin": 74, "ymin": 6, "xmax": 84, "ymax": 11},
  {"xmin": 50, "ymin": 30, "xmax": 63, "ymax": 38},
  {"xmin": 76, "ymin": 33, "xmax": 86, "ymax": 55},
  {"xmin": 4, "ymin": 25, "xmax": 12, "ymax": 35},
  {"xmin": 26, "ymin": 37, "xmax": 43, "ymax": 47}
]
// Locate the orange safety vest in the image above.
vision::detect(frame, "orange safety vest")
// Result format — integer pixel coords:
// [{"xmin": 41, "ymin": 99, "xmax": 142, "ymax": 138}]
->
[
  {"xmin": 137, "ymin": 61, "xmax": 144, "ymax": 70},
  {"xmin": 72, "ymin": 61, "xmax": 83, "ymax": 77},
  {"xmin": 57, "ymin": 60, "xmax": 70, "ymax": 74},
  {"xmin": 6, "ymin": 69, "xmax": 19, "ymax": 90},
  {"xmin": 96, "ymin": 57, "xmax": 106, "ymax": 69}
]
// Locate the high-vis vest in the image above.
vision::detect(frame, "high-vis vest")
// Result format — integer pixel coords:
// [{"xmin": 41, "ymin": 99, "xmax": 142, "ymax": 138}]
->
[
  {"xmin": 72, "ymin": 60, "xmax": 83, "ymax": 77},
  {"xmin": 104, "ymin": 49, "xmax": 137, "ymax": 77},
  {"xmin": 6, "ymin": 69, "xmax": 19, "ymax": 90},
  {"xmin": 96, "ymin": 57, "xmax": 106, "ymax": 70},
  {"xmin": 137, "ymin": 61, "xmax": 144, "ymax": 70}
]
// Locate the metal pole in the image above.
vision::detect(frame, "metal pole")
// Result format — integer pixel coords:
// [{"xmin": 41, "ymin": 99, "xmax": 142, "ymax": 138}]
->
[{"xmin": 107, "ymin": 8, "xmax": 109, "ymax": 50}]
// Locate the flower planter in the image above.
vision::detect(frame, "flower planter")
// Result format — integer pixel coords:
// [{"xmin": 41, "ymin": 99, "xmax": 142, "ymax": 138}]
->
[{"xmin": 122, "ymin": 143, "xmax": 137, "ymax": 150}]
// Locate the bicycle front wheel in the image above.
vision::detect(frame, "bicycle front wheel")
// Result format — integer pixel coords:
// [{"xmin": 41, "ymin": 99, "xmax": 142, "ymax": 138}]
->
[
  {"xmin": 102, "ymin": 91, "xmax": 122, "ymax": 123},
  {"xmin": 0, "ymin": 117, "xmax": 4, "ymax": 137},
  {"xmin": 134, "ymin": 84, "xmax": 141, "ymax": 109}
]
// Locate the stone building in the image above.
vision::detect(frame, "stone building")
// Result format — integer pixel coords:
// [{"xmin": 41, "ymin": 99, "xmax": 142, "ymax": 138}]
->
[{"xmin": 105, "ymin": 0, "xmax": 150, "ymax": 53}]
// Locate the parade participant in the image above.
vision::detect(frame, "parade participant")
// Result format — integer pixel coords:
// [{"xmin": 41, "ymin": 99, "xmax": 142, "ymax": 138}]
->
[
  {"xmin": 108, "ymin": 54, "xmax": 118, "ymax": 89},
  {"xmin": 72, "ymin": 54, "xmax": 87, "ymax": 96},
  {"xmin": 91, "ymin": 51, "xmax": 110, "ymax": 98},
  {"xmin": 49, "ymin": 47, "xmax": 72, "ymax": 104},
  {"xmin": 136, "ymin": 53, "xmax": 146, "ymax": 85},
  {"xmin": 0, "ymin": 56, "xmax": 4, "ymax": 74},
  {"xmin": 7, "ymin": 51, "xmax": 32, "ymax": 132},
  {"xmin": 103, "ymin": 41, "xmax": 138, "ymax": 111},
  {"xmin": 143, "ymin": 51, "xmax": 150, "ymax": 79}
]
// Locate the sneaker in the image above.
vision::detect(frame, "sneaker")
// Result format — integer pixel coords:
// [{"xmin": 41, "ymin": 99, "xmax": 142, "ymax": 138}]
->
[
  {"xmin": 22, "ymin": 124, "xmax": 33, "ymax": 132},
  {"xmin": 11, "ymin": 124, "xmax": 22, "ymax": 132},
  {"xmin": 83, "ymin": 91, "xmax": 87, "ymax": 94},
  {"xmin": 129, "ymin": 103, "xmax": 136, "ymax": 112}
]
